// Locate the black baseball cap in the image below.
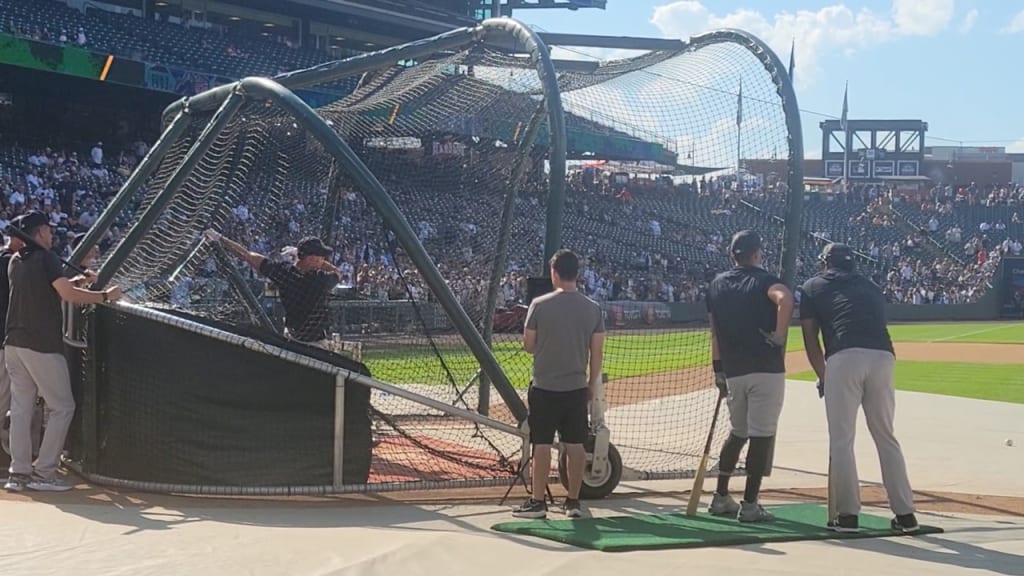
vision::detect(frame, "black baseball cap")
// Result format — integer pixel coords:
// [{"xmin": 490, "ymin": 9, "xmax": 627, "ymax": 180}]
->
[
  {"xmin": 15, "ymin": 211, "xmax": 49, "ymax": 234},
  {"xmin": 819, "ymin": 242, "xmax": 855, "ymax": 266},
  {"xmin": 729, "ymin": 229, "xmax": 763, "ymax": 256},
  {"xmin": 296, "ymin": 237, "xmax": 332, "ymax": 258}
]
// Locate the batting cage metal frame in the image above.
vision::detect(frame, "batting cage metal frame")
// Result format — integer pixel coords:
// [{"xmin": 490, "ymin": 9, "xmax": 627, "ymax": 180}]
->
[{"xmin": 62, "ymin": 18, "xmax": 804, "ymax": 497}]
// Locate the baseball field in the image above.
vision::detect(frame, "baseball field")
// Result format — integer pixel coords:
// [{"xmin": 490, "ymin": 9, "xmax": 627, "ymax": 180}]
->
[{"xmin": 362, "ymin": 321, "xmax": 1024, "ymax": 405}]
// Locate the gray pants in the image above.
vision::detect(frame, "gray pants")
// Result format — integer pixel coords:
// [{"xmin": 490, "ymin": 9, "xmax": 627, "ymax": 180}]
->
[
  {"xmin": 7, "ymin": 346, "xmax": 74, "ymax": 481},
  {"xmin": 726, "ymin": 372, "xmax": 785, "ymax": 475},
  {"xmin": 0, "ymin": 348, "xmax": 42, "ymax": 458},
  {"xmin": 824, "ymin": 347, "xmax": 915, "ymax": 517}
]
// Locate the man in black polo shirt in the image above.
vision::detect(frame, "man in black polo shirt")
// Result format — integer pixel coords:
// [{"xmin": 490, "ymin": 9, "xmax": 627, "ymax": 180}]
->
[
  {"xmin": 205, "ymin": 230, "xmax": 341, "ymax": 347},
  {"xmin": 798, "ymin": 242, "xmax": 918, "ymax": 534},
  {"xmin": 705, "ymin": 230, "xmax": 794, "ymax": 523},
  {"xmin": 4, "ymin": 211, "xmax": 122, "ymax": 492}
]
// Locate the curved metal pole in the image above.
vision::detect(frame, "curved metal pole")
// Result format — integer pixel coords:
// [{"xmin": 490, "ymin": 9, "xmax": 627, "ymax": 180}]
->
[
  {"xmin": 479, "ymin": 18, "xmax": 568, "ymax": 275},
  {"xmin": 71, "ymin": 111, "xmax": 192, "ymax": 268},
  {"xmin": 684, "ymin": 29, "xmax": 805, "ymax": 288}
]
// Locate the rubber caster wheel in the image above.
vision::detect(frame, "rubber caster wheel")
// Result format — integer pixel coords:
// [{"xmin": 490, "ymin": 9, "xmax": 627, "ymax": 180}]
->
[{"xmin": 558, "ymin": 436, "xmax": 622, "ymax": 500}]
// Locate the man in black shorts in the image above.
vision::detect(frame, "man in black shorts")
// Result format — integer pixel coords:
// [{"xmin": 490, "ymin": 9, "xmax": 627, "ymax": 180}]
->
[
  {"xmin": 798, "ymin": 243, "xmax": 918, "ymax": 533},
  {"xmin": 705, "ymin": 230, "xmax": 794, "ymax": 523},
  {"xmin": 205, "ymin": 230, "xmax": 341, "ymax": 347},
  {"xmin": 513, "ymin": 249, "xmax": 605, "ymax": 519}
]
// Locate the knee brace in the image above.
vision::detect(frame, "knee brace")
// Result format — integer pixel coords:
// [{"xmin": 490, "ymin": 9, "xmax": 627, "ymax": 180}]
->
[
  {"xmin": 718, "ymin": 433, "xmax": 747, "ymax": 474},
  {"xmin": 745, "ymin": 436, "xmax": 775, "ymax": 477}
]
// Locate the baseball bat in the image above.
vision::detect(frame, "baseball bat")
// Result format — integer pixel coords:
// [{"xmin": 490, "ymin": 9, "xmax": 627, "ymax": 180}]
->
[
  {"xmin": 686, "ymin": 391, "xmax": 726, "ymax": 516},
  {"xmin": 3, "ymin": 223, "xmax": 89, "ymax": 276}
]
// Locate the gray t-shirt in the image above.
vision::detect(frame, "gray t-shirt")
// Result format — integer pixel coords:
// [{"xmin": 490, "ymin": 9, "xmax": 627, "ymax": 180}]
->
[{"xmin": 525, "ymin": 290, "xmax": 606, "ymax": 392}]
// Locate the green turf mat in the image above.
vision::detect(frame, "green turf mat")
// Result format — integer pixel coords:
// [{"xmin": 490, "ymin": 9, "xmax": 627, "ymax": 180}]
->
[{"xmin": 491, "ymin": 503, "xmax": 942, "ymax": 552}]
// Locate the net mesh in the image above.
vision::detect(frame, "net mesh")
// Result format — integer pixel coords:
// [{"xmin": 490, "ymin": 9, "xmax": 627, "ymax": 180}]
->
[
  {"xmin": 544, "ymin": 41, "xmax": 795, "ymax": 476},
  {"xmin": 89, "ymin": 31, "xmax": 800, "ymax": 489}
]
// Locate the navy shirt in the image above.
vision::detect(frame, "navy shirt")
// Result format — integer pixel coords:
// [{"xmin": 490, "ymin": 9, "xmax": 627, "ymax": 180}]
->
[
  {"xmin": 259, "ymin": 260, "xmax": 337, "ymax": 342},
  {"xmin": 799, "ymin": 270, "xmax": 894, "ymax": 359},
  {"xmin": 706, "ymin": 266, "xmax": 786, "ymax": 378}
]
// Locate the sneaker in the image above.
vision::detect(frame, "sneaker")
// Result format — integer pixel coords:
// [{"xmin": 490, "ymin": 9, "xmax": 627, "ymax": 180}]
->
[
  {"xmin": 26, "ymin": 476, "xmax": 74, "ymax": 492},
  {"xmin": 891, "ymin": 513, "xmax": 920, "ymax": 533},
  {"xmin": 562, "ymin": 498, "xmax": 582, "ymax": 518},
  {"xmin": 827, "ymin": 514, "xmax": 860, "ymax": 533},
  {"xmin": 708, "ymin": 493, "xmax": 741, "ymax": 517},
  {"xmin": 512, "ymin": 498, "xmax": 547, "ymax": 519},
  {"xmin": 4, "ymin": 473, "xmax": 30, "ymax": 492},
  {"xmin": 737, "ymin": 500, "xmax": 775, "ymax": 523}
]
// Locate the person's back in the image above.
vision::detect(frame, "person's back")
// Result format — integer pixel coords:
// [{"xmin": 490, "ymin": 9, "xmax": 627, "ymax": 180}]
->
[
  {"xmin": 528, "ymin": 290, "xmax": 603, "ymax": 392},
  {"xmin": 799, "ymin": 270, "xmax": 893, "ymax": 359},
  {"xmin": 707, "ymin": 266, "xmax": 785, "ymax": 378},
  {"xmin": 6, "ymin": 248, "xmax": 63, "ymax": 354}
]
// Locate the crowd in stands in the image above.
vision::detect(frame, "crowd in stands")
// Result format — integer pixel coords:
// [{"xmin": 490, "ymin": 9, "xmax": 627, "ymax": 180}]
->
[
  {"xmin": 3, "ymin": 136, "xmax": 1021, "ymax": 317},
  {"xmin": 2, "ymin": 0, "xmax": 348, "ymax": 83},
  {"xmin": 4, "ymin": 135, "xmax": 1019, "ymax": 313}
]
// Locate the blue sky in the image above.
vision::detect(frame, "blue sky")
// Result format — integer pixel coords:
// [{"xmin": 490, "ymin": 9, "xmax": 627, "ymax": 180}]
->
[{"xmin": 511, "ymin": 0, "xmax": 1024, "ymax": 158}]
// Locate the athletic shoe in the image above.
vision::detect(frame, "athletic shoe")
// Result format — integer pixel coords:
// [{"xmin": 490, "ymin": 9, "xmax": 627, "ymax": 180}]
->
[
  {"xmin": 708, "ymin": 493, "xmax": 740, "ymax": 517},
  {"xmin": 26, "ymin": 476, "xmax": 74, "ymax": 492},
  {"xmin": 827, "ymin": 514, "xmax": 860, "ymax": 533},
  {"xmin": 562, "ymin": 498, "xmax": 582, "ymax": 518},
  {"xmin": 737, "ymin": 500, "xmax": 775, "ymax": 523},
  {"xmin": 4, "ymin": 473, "xmax": 30, "ymax": 492},
  {"xmin": 512, "ymin": 498, "xmax": 547, "ymax": 519},
  {"xmin": 891, "ymin": 513, "xmax": 920, "ymax": 533}
]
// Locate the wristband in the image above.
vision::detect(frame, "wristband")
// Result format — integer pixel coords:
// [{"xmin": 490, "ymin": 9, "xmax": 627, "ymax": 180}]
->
[{"xmin": 713, "ymin": 360, "xmax": 723, "ymax": 373}]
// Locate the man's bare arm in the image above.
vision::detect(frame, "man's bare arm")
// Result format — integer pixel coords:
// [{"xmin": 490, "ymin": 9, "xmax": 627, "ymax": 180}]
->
[
  {"xmin": 589, "ymin": 332, "xmax": 605, "ymax": 387},
  {"xmin": 207, "ymin": 230, "xmax": 265, "ymax": 270},
  {"xmin": 801, "ymin": 317, "xmax": 827, "ymax": 382}
]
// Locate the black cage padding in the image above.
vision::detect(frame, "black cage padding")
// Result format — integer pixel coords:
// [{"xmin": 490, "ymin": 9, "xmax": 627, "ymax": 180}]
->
[{"xmin": 86, "ymin": 306, "xmax": 372, "ymax": 487}]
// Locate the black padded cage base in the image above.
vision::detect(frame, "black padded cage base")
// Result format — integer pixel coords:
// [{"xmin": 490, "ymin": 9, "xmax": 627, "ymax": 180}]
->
[{"xmin": 76, "ymin": 305, "xmax": 373, "ymax": 488}]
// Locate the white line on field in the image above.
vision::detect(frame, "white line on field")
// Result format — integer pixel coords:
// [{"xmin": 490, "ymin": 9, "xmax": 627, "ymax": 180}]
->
[{"xmin": 930, "ymin": 324, "xmax": 1017, "ymax": 342}]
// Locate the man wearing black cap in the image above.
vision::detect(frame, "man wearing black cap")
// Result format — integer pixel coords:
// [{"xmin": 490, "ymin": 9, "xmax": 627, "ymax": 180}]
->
[
  {"xmin": 798, "ymin": 242, "xmax": 919, "ymax": 534},
  {"xmin": 704, "ymin": 229, "xmax": 794, "ymax": 523},
  {"xmin": 4, "ymin": 211, "xmax": 122, "ymax": 492},
  {"xmin": 205, "ymin": 230, "xmax": 341, "ymax": 348}
]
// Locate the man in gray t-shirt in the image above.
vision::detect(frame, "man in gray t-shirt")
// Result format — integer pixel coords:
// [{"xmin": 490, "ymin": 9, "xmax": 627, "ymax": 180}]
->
[{"xmin": 512, "ymin": 249, "xmax": 605, "ymax": 520}]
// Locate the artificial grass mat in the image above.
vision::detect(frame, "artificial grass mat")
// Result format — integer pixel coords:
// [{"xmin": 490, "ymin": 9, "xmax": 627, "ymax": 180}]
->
[{"xmin": 491, "ymin": 503, "xmax": 942, "ymax": 552}]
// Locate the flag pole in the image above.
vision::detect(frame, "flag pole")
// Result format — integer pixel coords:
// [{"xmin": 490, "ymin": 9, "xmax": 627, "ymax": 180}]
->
[
  {"xmin": 736, "ymin": 78, "xmax": 742, "ymax": 190},
  {"xmin": 841, "ymin": 81, "xmax": 849, "ymax": 194}
]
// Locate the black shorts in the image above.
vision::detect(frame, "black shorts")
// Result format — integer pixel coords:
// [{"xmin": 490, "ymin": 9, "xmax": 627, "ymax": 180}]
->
[{"xmin": 527, "ymin": 386, "xmax": 589, "ymax": 445}]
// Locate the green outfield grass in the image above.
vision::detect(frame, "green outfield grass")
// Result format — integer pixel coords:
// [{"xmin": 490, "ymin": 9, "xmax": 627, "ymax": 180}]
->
[
  {"xmin": 789, "ymin": 361, "xmax": 1024, "ymax": 404},
  {"xmin": 360, "ymin": 321, "xmax": 1023, "ymax": 396}
]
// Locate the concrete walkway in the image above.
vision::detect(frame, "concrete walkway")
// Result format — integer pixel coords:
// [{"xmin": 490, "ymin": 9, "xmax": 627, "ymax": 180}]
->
[{"xmin": 0, "ymin": 383, "xmax": 1021, "ymax": 576}]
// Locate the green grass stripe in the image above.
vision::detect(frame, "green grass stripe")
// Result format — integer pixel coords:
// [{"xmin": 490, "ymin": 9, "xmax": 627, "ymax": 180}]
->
[{"xmin": 789, "ymin": 361, "xmax": 1024, "ymax": 404}]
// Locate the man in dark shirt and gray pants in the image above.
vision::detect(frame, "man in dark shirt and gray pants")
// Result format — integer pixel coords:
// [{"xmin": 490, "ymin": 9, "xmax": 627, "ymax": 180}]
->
[
  {"xmin": 513, "ymin": 249, "xmax": 605, "ymax": 519},
  {"xmin": 799, "ymin": 242, "xmax": 918, "ymax": 534},
  {"xmin": 5, "ymin": 211, "xmax": 122, "ymax": 492},
  {"xmin": 705, "ymin": 230, "xmax": 794, "ymax": 523}
]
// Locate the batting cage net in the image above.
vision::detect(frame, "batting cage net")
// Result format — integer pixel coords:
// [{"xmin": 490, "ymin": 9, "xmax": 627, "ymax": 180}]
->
[
  {"xmin": 71, "ymin": 21, "xmax": 803, "ymax": 494},
  {"xmin": 540, "ymin": 34, "xmax": 801, "ymax": 478}
]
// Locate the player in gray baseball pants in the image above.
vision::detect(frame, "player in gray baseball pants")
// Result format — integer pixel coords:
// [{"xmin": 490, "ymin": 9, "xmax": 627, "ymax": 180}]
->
[{"xmin": 798, "ymin": 242, "xmax": 919, "ymax": 534}]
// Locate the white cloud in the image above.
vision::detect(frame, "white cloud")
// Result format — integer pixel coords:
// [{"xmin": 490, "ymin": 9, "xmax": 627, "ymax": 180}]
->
[
  {"xmin": 891, "ymin": 0, "xmax": 955, "ymax": 36},
  {"xmin": 958, "ymin": 8, "xmax": 978, "ymax": 33},
  {"xmin": 1001, "ymin": 10, "xmax": 1024, "ymax": 33},
  {"xmin": 1007, "ymin": 137, "xmax": 1024, "ymax": 154},
  {"xmin": 650, "ymin": 1, "xmax": 956, "ymax": 88}
]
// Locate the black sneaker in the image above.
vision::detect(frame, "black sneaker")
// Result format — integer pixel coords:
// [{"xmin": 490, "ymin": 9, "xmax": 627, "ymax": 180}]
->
[
  {"xmin": 512, "ymin": 498, "xmax": 547, "ymax": 519},
  {"xmin": 562, "ymin": 498, "xmax": 582, "ymax": 518},
  {"xmin": 827, "ymin": 514, "xmax": 859, "ymax": 533},
  {"xmin": 892, "ymin": 513, "xmax": 920, "ymax": 533}
]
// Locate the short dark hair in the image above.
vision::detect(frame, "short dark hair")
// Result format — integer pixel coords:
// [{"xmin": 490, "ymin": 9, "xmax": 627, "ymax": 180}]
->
[{"xmin": 549, "ymin": 248, "xmax": 579, "ymax": 281}]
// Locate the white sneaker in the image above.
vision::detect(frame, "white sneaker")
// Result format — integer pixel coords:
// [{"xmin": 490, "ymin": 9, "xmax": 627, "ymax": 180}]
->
[{"xmin": 27, "ymin": 476, "xmax": 74, "ymax": 492}]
